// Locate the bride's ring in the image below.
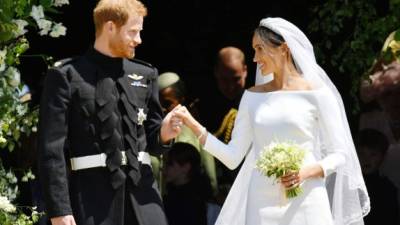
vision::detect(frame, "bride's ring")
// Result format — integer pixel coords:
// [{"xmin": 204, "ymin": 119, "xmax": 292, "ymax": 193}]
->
[{"xmin": 291, "ymin": 180, "xmax": 295, "ymax": 185}]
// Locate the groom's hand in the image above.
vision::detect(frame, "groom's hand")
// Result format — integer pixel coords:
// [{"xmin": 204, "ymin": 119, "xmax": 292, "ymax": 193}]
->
[{"xmin": 160, "ymin": 105, "xmax": 183, "ymax": 143}]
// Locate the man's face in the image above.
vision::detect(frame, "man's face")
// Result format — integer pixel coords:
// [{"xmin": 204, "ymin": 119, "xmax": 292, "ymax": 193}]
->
[
  {"xmin": 108, "ymin": 15, "xmax": 143, "ymax": 58},
  {"xmin": 215, "ymin": 61, "xmax": 247, "ymax": 100}
]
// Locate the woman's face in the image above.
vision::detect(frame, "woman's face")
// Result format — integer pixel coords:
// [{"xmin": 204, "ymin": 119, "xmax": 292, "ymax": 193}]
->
[{"xmin": 252, "ymin": 34, "xmax": 282, "ymax": 76}]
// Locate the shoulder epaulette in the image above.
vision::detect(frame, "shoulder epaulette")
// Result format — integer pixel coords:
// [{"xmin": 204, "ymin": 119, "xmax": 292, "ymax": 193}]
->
[
  {"xmin": 53, "ymin": 57, "xmax": 78, "ymax": 68},
  {"xmin": 128, "ymin": 58, "xmax": 154, "ymax": 68}
]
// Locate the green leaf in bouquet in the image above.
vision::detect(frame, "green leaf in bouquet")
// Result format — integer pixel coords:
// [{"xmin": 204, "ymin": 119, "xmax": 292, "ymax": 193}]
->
[{"xmin": 286, "ymin": 186, "xmax": 303, "ymax": 199}]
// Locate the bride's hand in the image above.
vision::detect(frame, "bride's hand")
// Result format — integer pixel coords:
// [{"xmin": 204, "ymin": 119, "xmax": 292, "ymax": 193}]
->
[
  {"xmin": 172, "ymin": 105, "xmax": 197, "ymax": 128},
  {"xmin": 280, "ymin": 164, "xmax": 324, "ymax": 189},
  {"xmin": 280, "ymin": 172, "xmax": 301, "ymax": 189},
  {"xmin": 173, "ymin": 105, "xmax": 207, "ymax": 144}
]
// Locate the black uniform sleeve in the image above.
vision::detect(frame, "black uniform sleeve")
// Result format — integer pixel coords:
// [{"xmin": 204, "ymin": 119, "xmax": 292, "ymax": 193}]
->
[
  {"xmin": 144, "ymin": 68, "xmax": 171, "ymax": 155},
  {"xmin": 37, "ymin": 68, "xmax": 72, "ymax": 217}
]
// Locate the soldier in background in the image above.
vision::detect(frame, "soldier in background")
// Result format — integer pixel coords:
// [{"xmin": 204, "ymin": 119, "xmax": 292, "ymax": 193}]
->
[{"xmin": 198, "ymin": 46, "xmax": 248, "ymax": 204}]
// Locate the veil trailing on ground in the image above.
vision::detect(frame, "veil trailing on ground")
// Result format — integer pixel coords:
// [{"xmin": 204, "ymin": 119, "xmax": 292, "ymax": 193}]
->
[{"xmin": 258, "ymin": 17, "xmax": 370, "ymax": 225}]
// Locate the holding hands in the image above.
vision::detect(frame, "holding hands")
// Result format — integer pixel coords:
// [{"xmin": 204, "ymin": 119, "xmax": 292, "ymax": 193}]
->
[
  {"xmin": 160, "ymin": 105, "xmax": 184, "ymax": 142},
  {"xmin": 171, "ymin": 105, "xmax": 208, "ymax": 144}
]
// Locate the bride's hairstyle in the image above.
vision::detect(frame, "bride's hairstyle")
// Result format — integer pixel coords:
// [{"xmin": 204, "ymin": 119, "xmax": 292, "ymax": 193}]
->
[
  {"xmin": 254, "ymin": 26, "xmax": 299, "ymax": 73},
  {"xmin": 254, "ymin": 26, "xmax": 284, "ymax": 47}
]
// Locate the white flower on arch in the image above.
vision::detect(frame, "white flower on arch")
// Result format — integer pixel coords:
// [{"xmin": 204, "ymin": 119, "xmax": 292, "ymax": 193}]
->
[
  {"xmin": 12, "ymin": 19, "xmax": 29, "ymax": 37},
  {"xmin": 53, "ymin": 0, "xmax": 69, "ymax": 7},
  {"xmin": 30, "ymin": 5, "xmax": 44, "ymax": 21},
  {"xmin": 50, "ymin": 23, "xmax": 67, "ymax": 37}
]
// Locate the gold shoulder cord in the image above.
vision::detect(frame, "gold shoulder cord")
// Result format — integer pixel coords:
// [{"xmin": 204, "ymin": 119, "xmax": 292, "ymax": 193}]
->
[{"xmin": 213, "ymin": 108, "xmax": 238, "ymax": 143}]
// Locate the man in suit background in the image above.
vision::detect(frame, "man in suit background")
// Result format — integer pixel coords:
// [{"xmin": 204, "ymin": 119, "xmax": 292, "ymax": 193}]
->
[
  {"xmin": 37, "ymin": 0, "xmax": 180, "ymax": 225},
  {"xmin": 198, "ymin": 47, "xmax": 248, "ymax": 204}
]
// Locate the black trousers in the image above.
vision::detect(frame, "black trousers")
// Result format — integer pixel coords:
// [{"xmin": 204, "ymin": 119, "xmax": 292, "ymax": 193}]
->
[
  {"xmin": 124, "ymin": 171, "xmax": 139, "ymax": 225},
  {"xmin": 124, "ymin": 196, "xmax": 139, "ymax": 225}
]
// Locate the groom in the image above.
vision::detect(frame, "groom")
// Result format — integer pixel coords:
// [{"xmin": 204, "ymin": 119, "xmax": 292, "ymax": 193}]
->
[{"xmin": 37, "ymin": 0, "xmax": 180, "ymax": 225}]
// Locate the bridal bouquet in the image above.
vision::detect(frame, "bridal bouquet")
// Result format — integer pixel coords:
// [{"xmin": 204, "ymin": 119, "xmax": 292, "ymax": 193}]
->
[{"xmin": 256, "ymin": 141, "xmax": 306, "ymax": 199}]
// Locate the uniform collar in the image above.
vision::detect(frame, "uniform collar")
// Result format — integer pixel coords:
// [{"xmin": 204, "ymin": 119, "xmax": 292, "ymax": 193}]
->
[{"xmin": 85, "ymin": 46, "xmax": 124, "ymax": 73}]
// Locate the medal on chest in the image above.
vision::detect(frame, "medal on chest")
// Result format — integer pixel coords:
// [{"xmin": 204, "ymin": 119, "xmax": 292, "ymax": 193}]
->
[{"xmin": 137, "ymin": 108, "xmax": 147, "ymax": 125}]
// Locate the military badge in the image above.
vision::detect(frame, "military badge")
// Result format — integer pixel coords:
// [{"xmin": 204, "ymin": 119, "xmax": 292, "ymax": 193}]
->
[
  {"xmin": 137, "ymin": 108, "xmax": 147, "ymax": 125},
  {"xmin": 128, "ymin": 73, "xmax": 143, "ymax": 80},
  {"xmin": 131, "ymin": 81, "xmax": 148, "ymax": 88}
]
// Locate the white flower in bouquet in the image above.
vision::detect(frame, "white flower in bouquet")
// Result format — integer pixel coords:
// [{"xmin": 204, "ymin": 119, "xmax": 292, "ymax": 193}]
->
[
  {"xmin": 256, "ymin": 141, "xmax": 306, "ymax": 199},
  {"xmin": 0, "ymin": 195, "xmax": 16, "ymax": 213}
]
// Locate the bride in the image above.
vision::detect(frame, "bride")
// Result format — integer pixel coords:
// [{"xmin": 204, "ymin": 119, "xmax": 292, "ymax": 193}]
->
[{"xmin": 173, "ymin": 17, "xmax": 370, "ymax": 225}]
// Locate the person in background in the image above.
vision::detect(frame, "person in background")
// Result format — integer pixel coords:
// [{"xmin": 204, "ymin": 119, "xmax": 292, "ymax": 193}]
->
[
  {"xmin": 356, "ymin": 128, "xmax": 398, "ymax": 225},
  {"xmin": 156, "ymin": 72, "xmax": 218, "ymax": 195},
  {"xmin": 198, "ymin": 47, "xmax": 248, "ymax": 203},
  {"xmin": 359, "ymin": 29, "xmax": 400, "ymax": 219},
  {"xmin": 200, "ymin": 46, "xmax": 248, "ymax": 141},
  {"xmin": 162, "ymin": 142, "xmax": 216, "ymax": 225}
]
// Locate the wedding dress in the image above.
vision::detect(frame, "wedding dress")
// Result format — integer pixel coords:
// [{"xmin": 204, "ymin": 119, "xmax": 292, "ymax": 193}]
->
[
  {"xmin": 204, "ymin": 88, "xmax": 346, "ymax": 225},
  {"xmin": 201, "ymin": 17, "xmax": 368, "ymax": 225}
]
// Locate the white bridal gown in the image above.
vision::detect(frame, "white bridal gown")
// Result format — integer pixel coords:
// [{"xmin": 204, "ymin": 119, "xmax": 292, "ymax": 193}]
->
[{"xmin": 204, "ymin": 89, "xmax": 346, "ymax": 225}]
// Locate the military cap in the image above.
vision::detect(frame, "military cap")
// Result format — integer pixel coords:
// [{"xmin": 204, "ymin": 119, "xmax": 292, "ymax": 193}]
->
[{"xmin": 158, "ymin": 72, "xmax": 180, "ymax": 90}]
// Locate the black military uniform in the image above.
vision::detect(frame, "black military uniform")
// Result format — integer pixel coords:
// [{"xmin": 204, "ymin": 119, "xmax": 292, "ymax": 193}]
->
[{"xmin": 37, "ymin": 47, "xmax": 170, "ymax": 225}]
